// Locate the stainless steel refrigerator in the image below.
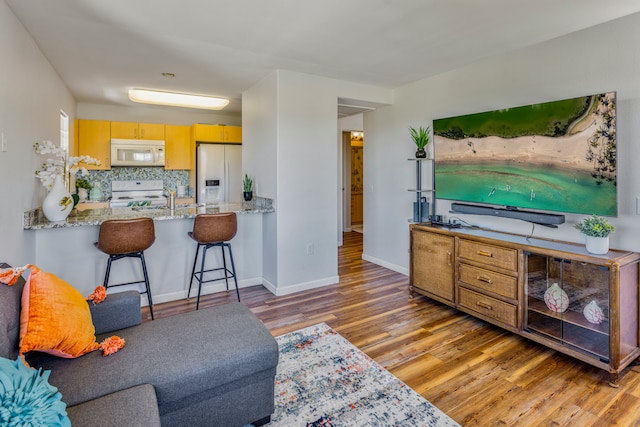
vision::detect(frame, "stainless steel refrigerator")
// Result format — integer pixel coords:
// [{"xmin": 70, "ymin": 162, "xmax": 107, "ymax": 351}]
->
[{"xmin": 196, "ymin": 143, "xmax": 243, "ymax": 205}]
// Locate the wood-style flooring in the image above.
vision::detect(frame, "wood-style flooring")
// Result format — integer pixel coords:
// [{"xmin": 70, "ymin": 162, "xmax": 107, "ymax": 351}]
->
[{"xmin": 144, "ymin": 231, "xmax": 640, "ymax": 426}]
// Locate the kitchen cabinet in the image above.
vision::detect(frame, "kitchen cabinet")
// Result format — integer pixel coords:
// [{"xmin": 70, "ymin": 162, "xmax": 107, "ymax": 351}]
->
[
  {"xmin": 409, "ymin": 224, "xmax": 640, "ymax": 386},
  {"xmin": 164, "ymin": 125, "xmax": 192, "ymax": 170},
  {"xmin": 111, "ymin": 121, "xmax": 165, "ymax": 140},
  {"xmin": 193, "ymin": 124, "xmax": 242, "ymax": 143},
  {"xmin": 77, "ymin": 119, "xmax": 111, "ymax": 170}
]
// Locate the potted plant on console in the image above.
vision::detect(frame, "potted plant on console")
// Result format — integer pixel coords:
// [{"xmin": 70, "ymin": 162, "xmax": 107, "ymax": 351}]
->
[
  {"xmin": 243, "ymin": 174, "xmax": 253, "ymax": 201},
  {"xmin": 409, "ymin": 125, "xmax": 431, "ymax": 158},
  {"xmin": 574, "ymin": 214, "xmax": 615, "ymax": 255}
]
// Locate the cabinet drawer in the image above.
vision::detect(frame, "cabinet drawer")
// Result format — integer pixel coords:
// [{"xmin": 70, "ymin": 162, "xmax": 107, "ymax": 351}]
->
[
  {"xmin": 458, "ymin": 263, "xmax": 518, "ymax": 300},
  {"xmin": 458, "ymin": 239, "xmax": 518, "ymax": 272},
  {"xmin": 458, "ymin": 288, "xmax": 518, "ymax": 328}
]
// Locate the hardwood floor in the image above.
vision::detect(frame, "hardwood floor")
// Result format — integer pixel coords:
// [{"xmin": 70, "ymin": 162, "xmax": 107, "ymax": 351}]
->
[{"xmin": 145, "ymin": 231, "xmax": 640, "ymax": 426}]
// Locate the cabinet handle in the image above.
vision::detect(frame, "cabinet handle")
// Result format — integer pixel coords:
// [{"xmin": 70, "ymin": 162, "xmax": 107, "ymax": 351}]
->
[
  {"xmin": 477, "ymin": 250, "xmax": 493, "ymax": 258},
  {"xmin": 141, "ymin": 128, "xmax": 145, "ymax": 138},
  {"xmin": 447, "ymin": 251, "xmax": 452, "ymax": 266},
  {"xmin": 477, "ymin": 275, "xmax": 493, "ymax": 284},
  {"xmin": 476, "ymin": 301, "xmax": 493, "ymax": 310}
]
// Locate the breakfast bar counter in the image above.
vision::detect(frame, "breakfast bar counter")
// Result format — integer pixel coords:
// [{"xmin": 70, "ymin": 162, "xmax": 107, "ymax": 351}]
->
[
  {"xmin": 24, "ymin": 198, "xmax": 274, "ymax": 305},
  {"xmin": 24, "ymin": 198, "xmax": 274, "ymax": 230}
]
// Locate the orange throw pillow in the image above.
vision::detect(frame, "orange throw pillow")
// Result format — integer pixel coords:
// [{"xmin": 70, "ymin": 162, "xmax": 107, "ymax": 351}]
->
[{"xmin": 20, "ymin": 266, "xmax": 99, "ymax": 358}]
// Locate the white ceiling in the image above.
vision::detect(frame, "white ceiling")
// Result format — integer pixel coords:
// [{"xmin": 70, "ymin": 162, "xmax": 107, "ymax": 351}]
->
[{"xmin": 7, "ymin": 0, "xmax": 640, "ymax": 116}]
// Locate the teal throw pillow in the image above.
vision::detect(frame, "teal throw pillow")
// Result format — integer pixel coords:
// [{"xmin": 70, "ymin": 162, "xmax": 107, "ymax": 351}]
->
[{"xmin": 0, "ymin": 357, "xmax": 70, "ymax": 426}]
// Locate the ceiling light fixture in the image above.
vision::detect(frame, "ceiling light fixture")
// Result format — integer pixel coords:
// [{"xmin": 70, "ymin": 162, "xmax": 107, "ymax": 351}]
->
[{"xmin": 128, "ymin": 89, "xmax": 229, "ymax": 110}]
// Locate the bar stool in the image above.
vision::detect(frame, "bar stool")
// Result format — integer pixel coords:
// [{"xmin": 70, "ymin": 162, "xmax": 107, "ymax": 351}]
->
[
  {"xmin": 94, "ymin": 218, "xmax": 156, "ymax": 320},
  {"xmin": 187, "ymin": 213, "xmax": 239, "ymax": 309}
]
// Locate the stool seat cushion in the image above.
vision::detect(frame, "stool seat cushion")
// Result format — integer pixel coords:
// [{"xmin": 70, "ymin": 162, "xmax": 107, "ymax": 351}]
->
[
  {"xmin": 191, "ymin": 213, "xmax": 237, "ymax": 243},
  {"xmin": 95, "ymin": 218, "xmax": 155, "ymax": 255},
  {"xmin": 27, "ymin": 302, "xmax": 279, "ymax": 418}
]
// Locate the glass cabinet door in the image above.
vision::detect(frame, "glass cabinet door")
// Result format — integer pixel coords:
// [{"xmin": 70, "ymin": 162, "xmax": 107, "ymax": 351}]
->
[{"xmin": 525, "ymin": 253, "xmax": 610, "ymax": 362}]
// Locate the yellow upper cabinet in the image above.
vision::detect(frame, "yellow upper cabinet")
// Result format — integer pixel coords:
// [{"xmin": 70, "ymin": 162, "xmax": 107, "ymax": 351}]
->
[
  {"xmin": 78, "ymin": 119, "xmax": 111, "ymax": 170},
  {"xmin": 111, "ymin": 121, "xmax": 165, "ymax": 140},
  {"xmin": 222, "ymin": 125, "xmax": 242, "ymax": 143},
  {"xmin": 164, "ymin": 125, "xmax": 192, "ymax": 170},
  {"xmin": 193, "ymin": 124, "xmax": 241, "ymax": 143}
]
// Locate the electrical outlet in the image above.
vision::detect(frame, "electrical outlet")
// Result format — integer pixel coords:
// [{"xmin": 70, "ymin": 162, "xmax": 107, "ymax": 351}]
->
[
  {"xmin": 637, "ymin": 197, "xmax": 640, "ymax": 215},
  {"xmin": 306, "ymin": 243, "xmax": 315, "ymax": 255},
  {"xmin": 1, "ymin": 133, "xmax": 6, "ymax": 152}
]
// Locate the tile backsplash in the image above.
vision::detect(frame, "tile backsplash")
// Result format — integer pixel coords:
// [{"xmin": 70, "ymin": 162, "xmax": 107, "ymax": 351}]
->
[{"xmin": 83, "ymin": 167, "xmax": 190, "ymax": 198}]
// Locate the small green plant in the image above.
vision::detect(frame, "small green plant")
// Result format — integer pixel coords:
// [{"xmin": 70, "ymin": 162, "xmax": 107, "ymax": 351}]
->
[
  {"xmin": 75, "ymin": 178, "xmax": 92, "ymax": 190},
  {"xmin": 409, "ymin": 125, "xmax": 431, "ymax": 149},
  {"xmin": 243, "ymin": 174, "xmax": 253, "ymax": 192},
  {"xmin": 574, "ymin": 215, "xmax": 615, "ymax": 237}
]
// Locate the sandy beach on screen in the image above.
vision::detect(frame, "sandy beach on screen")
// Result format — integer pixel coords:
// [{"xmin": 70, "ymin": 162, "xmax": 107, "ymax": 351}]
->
[{"xmin": 434, "ymin": 98, "xmax": 612, "ymax": 173}]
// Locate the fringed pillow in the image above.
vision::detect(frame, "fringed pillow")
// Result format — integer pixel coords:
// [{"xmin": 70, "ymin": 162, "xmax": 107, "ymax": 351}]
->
[
  {"xmin": 19, "ymin": 266, "xmax": 100, "ymax": 359},
  {"xmin": 0, "ymin": 266, "xmax": 125, "ymax": 361}
]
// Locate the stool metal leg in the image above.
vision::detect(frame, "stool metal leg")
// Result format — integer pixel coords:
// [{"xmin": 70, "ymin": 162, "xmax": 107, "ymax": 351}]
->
[
  {"xmin": 221, "ymin": 244, "xmax": 230, "ymax": 292},
  {"xmin": 139, "ymin": 252, "xmax": 154, "ymax": 320},
  {"xmin": 187, "ymin": 243, "xmax": 202, "ymax": 300},
  {"xmin": 101, "ymin": 252, "xmax": 154, "ymax": 320},
  {"xmin": 196, "ymin": 242, "xmax": 208, "ymax": 310},
  {"xmin": 225, "ymin": 243, "xmax": 240, "ymax": 302},
  {"xmin": 103, "ymin": 256, "xmax": 114, "ymax": 288}
]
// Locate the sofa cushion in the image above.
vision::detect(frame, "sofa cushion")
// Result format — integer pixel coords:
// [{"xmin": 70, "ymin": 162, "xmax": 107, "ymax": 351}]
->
[
  {"xmin": 20, "ymin": 266, "xmax": 99, "ymax": 358},
  {"xmin": 28, "ymin": 302, "xmax": 279, "ymax": 413},
  {"xmin": 67, "ymin": 384, "xmax": 160, "ymax": 427},
  {"xmin": 0, "ymin": 263, "xmax": 25, "ymax": 360}
]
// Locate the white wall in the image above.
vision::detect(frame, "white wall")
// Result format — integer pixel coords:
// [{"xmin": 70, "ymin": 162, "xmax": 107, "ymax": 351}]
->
[
  {"xmin": 364, "ymin": 12, "xmax": 640, "ymax": 274},
  {"xmin": 0, "ymin": 3, "xmax": 76, "ymax": 265},
  {"xmin": 243, "ymin": 70, "xmax": 392, "ymax": 294},
  {"xmin": 242, "ymin": 71, "xmax": 279, "ymax": 286},
  {"xmin": 339, "ymin": 114, "xmax": 363, "ymax": 133}
]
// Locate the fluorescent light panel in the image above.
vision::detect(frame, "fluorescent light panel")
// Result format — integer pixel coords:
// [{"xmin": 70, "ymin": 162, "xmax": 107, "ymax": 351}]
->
[{"xmin": 128, "ymin": 89, "xmax": 229, "ymax": 110}]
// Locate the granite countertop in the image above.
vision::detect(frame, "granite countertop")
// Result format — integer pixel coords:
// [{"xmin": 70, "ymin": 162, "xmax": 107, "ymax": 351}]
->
[{"xmin": 24, "ymin": 198, "xmax": 274, "ymax": 230}]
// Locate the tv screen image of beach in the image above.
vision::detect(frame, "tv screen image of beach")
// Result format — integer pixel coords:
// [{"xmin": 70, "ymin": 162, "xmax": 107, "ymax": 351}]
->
[{"xmin": 433, "ymin": 92, "xmax": 617, "ymax": 217}]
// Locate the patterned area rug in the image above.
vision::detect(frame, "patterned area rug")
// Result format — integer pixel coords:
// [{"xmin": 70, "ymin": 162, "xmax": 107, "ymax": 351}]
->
[{"xmin": 266, "ymin": 323, "xmax": 459, "ymax": 426}]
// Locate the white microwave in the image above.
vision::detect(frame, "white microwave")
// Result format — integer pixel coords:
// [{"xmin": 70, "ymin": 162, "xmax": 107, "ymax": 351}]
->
[{"xmin": 111, "ymin": 139, "xmax": 165, "ymax": 167}]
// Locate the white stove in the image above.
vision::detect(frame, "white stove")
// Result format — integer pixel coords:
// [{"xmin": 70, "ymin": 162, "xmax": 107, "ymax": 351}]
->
[{"xmin": 110, "ymin": 180, "xmax": 167, "ymax": 208}]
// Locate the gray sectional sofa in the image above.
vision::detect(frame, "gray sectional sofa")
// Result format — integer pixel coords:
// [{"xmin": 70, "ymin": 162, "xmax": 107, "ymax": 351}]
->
[{"xmin": 0, "ymin": 262, "xmax": 279, "ymax": 426}]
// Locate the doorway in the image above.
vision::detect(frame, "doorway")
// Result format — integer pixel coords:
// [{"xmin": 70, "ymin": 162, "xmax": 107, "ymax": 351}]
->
[
  {"xmin": 350, "ymin": 132, "xmax": 363, "ymax": 233},
  {"xmin": 342, "ymin": 130, "xmax": 364, "ymax": 236}
]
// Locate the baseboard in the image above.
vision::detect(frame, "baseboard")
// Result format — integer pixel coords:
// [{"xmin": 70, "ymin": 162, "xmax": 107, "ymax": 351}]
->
[
  {"xmin": 361, "ymin": 253, "xmax": 408, "ymax": 276},
  {"xmin": 273, "ymin": 275, "xmax": 340, "ymax": 296},
  {"xmin": 144, "ymin": 277, "xmax": 264, "ymax": 305}
]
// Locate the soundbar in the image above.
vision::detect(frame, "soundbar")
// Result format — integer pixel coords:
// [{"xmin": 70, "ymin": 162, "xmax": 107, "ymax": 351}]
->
[{"xmin": 450, "ymin": 203, "xmax": 565, "ymax": 226}]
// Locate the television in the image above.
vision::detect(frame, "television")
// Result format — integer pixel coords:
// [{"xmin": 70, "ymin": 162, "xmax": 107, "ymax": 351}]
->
[{"xmin": 433, "ymin": 92, "xmax": 617, "ymax": 221}]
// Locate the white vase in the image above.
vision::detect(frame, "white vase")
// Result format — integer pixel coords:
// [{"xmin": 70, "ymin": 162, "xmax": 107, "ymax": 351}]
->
[
  {"xmin": 544, "ymin": 283, "xmax": 569, "ymax": 313},
  {"xmin": 42, "ymin": 175, "xmax": 73, "ymax": 222},
  {"xmin": 585, "ymin": 235, "xmax": 609, "ymax": 255},
  {"xmin": 583, "ymin": 300, "xmax": 605, "ymax": 324}
]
